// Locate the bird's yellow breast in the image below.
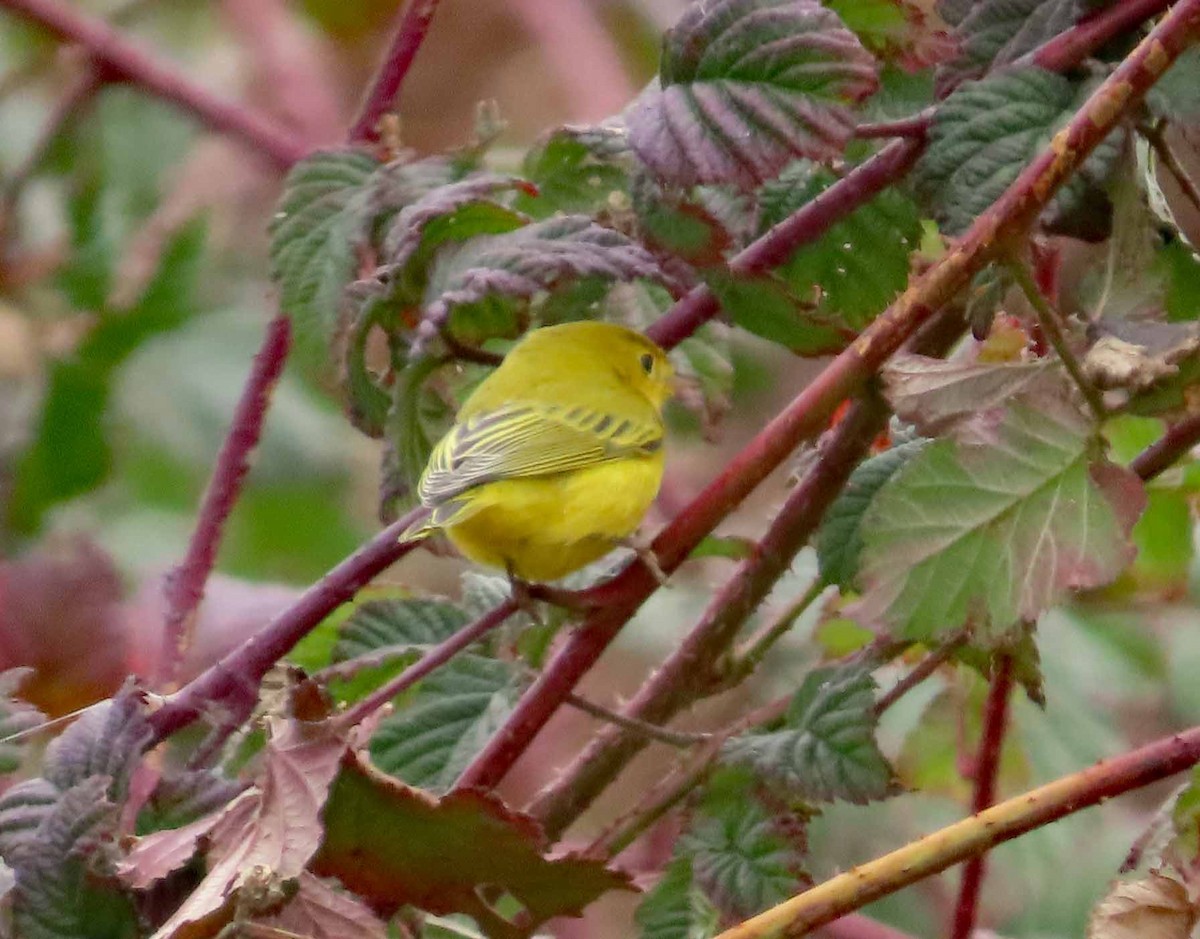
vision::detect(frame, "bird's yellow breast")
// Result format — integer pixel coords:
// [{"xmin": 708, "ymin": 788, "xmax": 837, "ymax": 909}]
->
[{"xmin": 440, "ymin": 451, "xmax": 665, "ymax": 582}]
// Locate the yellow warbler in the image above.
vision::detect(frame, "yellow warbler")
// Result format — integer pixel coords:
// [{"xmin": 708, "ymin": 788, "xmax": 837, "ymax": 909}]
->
[{"xmin": 400, "ymin": 321, "xmax": 674, "ymax": 584}]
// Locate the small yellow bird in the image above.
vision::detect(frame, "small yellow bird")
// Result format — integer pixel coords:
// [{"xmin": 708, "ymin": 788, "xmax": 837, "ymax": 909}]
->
[{"xmin": 400, "ymin": 321, "xmax": 674, "ymax": 588}]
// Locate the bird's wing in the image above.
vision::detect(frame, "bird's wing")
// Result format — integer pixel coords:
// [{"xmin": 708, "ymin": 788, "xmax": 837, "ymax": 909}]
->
[{"xmin": 418, "ymin": 400, "xmax": 663, "ymax": 506}]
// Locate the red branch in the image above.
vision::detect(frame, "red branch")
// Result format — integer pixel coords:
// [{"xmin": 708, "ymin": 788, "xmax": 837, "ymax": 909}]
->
[
  {"xmin": 147, "ymin": 509, "xmax": 424, "ymax": 741},
  {"xmin": 0, "ymin": 0, "xmax": 308, "ymax": 169},
  {"xmin": 453, "ymin": 0, "xmax": 1200, "ymax": 800},
  {"xmin": 347, "ymin": 0, "xmax": 442, "ymax": 144},
  {"xmin": 1131, "ymin": 413, "xmax": 1200, "ymax": 480},
  {"xmin": 646, "ymin": 138, "xmax": 924, "ymax": 351},
  {"xmin": 949, "ymin": 655, "xmax": 1015, "ymax": 939},
  {"xmin": 157, "ymin": 315, "xmax": 292, "ymax": 688}
]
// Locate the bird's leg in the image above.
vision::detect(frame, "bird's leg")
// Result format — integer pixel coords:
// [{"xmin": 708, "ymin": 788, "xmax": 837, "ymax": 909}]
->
[
  {"xmin": 505, "ymin": 563, "xmax": 545, "ymax": 626},
  {"xmin": 620, "ymin": 533, "xmax": 670, "ymax": 586}
]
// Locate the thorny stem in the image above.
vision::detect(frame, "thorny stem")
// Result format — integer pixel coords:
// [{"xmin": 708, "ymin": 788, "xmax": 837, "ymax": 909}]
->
[
  {"xmin": 0, "ymin": 0, "xmax": 308, "ymax": 168},
  {"xmin": 1140, "ymin": 119, "xmax": 1200, "ymax": 218},
  {"xmin": 713, "ymin": 718, "xmax": 1200, "ymax": 939},
  {"xmin": 158, "ymin": 315, "xmax": 292, "ymax": 689},
  {"xmin": 727, "ymin": 578, "xmax": 829, "ymax": 681},
  {"xmin": 949, "ymin": 654, "xmax": 1015, "ymax": 939},
  {"xmin": 1006, "ymin": 254, "xmax": 1107, "ymax": 422},
  {"xmin": 347, "ymin": 0, "xmax": 443, "ymax": 145},
  {"xmin": 873, "ymin": 632, "xmax": 969, "ymax": 716}
]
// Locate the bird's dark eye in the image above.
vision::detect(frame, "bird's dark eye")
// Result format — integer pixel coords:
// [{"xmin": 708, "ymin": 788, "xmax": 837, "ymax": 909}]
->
[{"xmin": 639, "ymin": 352, "xmax": 655, "ymax": 374}]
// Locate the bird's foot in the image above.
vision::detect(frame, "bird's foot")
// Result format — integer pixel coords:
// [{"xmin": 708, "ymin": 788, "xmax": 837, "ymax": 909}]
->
[{"xmin": 621, "ymin": 535, "xmax": 670, "ymax": 586}]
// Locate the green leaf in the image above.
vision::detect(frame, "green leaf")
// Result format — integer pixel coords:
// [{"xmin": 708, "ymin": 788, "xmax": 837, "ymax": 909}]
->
[
  {"xmin": 635, "ymin": 858, "xmax": 720, "ymax": 939},
  {"xmin": 759, "ymin": 162, "xmax": 922, "ymax": 327},
  {"xmin": 334, "ymin": 598, "xmax": 471, "ymax": 662},
  {"xmin": 722, "ymin": 663, "xmax": 897, "ymax": 804},
  {"xmin": 857, "ymin": 399, "xmax": 1145, "ymax": 642},
  {"xmin": 370, "ymin": 655, "xmax": 520, "ymax": 792},
  {"xmin": 706, "ymin": 273, "xmax": 851, "ymax": 354},
  {"xmin": 915, "ymin": 68, "xmax": 1122, "ymax": 236},
  {"xmin": 627, "ymin": 0, "xmax": 878, "ymax": 188},
  {"xmin": 8, "ymin": 222, "xmax": 206, "ymax": 534},
  {"xmin": 817, "ymin": 438, "xmax": 928, "ymax": 588},
  {"xmin": 518, "ymin": 125, "xmax": 632, "ymax": 219},
  {"xmin": 632, "ymin": 173, "xmax": 735, "ymax": 268},
  {"xmin": 268, "ymin": 148, "xmax": 380, "ymax": 340},
  {"xmin": 1161, "ymin": 239, "xmax": 1200, "ymax": 322},
  {"xmin": 678, "ymin": 772, "xmax": 807, "ymax": 920}
]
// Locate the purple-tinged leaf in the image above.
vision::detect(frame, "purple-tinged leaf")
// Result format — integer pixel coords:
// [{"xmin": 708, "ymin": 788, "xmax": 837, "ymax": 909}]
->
[
  {"xmin": 259, "ymin": 872, "xmax": 388, "ymax": 939},
  {"xmin": 827, "ymin": 0, "xmax": 957, "ymax": 71},
  {"xmin": 882, "ymin": 354, "xmax": 1062, "ymax": 437},
  {"xmin": 417, "ymin": 215, "xmax": 674, "ymax": 352},
  {"xmin": 118, "ymin": 797, "xmax": 231, "ymax": 890},
  {"xmin": 856, "ymin": 395, "xmax": 1146, "ymax": 643},
  {"xmin": 11, "ymin": 776, "xmax": 136, "ymax": 939},
  {"xmin": 145, "ymin": 718, "xmax": 350, "ymax": 939},
  {"xmin": 381, "ymin": 175, "xmax": 531, "ymax": 285},
  {"xmin": 0, "ymin": 779, "xmax": 60, "ymax": 862},
  {"xmin": 722, "ymin": 664, "xmax": 898, "ymax": 804},
  {"xmin": 43, "ymin": 685, "xmax": 150, "ymax": 799},
  {"xmin": 937, "ymin": 0, "xmax": 1081, "ymax": 90},
  {"xmin": 628, "ymin": 0, "xmax": 879, "ymax": 188}
]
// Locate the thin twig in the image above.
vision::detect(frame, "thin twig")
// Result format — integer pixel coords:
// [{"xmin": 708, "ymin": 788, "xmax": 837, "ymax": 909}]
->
[
  {"xmin": 586, "ymin": 695, "xmax": 791, "ymax": 859},
  {"xmin": 728, "ymin": 578, "xmax": 829, "ymax": 680},
  {"xmin": 347, "ymin": 0, "xmax": 442, "ymax": 144},
  {"xmin": 559, "ymin": 687, "xmax": 708, "ymax": 749},
  {"xmin": 333, "ymin": 600, "xmax": 517, "ymax": 730},
  {"xmin": 949, "ymin": 654, "xmax": 1015, "ymax": 939},
  {"xmin": 1140, "ymin": 119, "xmax": 1200, "ymax": 218},
  {"xmin": 0, "ymin": 0, "xmax": 307, "ymax": 168},
  {"xmin": 853, "ymin": 111, "xmax": 933, "ymax": 140},
  {"xmin": 1006, "ymin": 254, "xmax": 1107, "ymax": 422},
  {"xmin": 158, "ymin": 315, "xmax": 292, "ymax": 689},
  {"xmin": 873, "ymin": 632, "xmax": 969, "ymax": 716},
  {"xmin": 0, "ymin": 70, "xmax": 101, "ymax": 244}
]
